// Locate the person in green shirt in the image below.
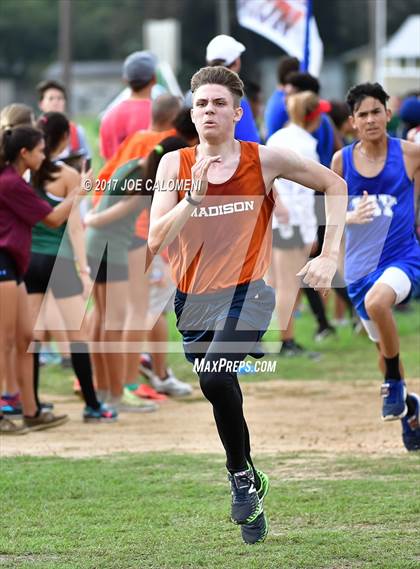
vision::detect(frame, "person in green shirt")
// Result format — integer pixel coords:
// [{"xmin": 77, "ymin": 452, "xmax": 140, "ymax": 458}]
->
[
  {"xmin": 84, "ymin": 136, "xmax": 190, "ymax": 411},
  {"xmin": 25, "ymin": 112, "xmax": 117, "ymax": 423}
]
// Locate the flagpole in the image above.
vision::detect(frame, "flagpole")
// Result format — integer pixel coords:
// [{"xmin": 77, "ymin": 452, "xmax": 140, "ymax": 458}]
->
[
  {"xmin": 302, "ymin": 0, "xmax": 312, "ymax": 72},
  {"xmin": 217, "ymin": 0, "xmax": 230, "ymax": 35}
]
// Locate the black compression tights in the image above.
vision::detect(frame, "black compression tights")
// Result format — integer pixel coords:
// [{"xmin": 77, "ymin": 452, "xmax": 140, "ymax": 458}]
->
[
  {"xmin": 197, "ymin": 318, "xmax": 260, "ymax": 474},
  {"xmin": 33, "ymin": 341, "xmax": 100, "ymax": 411}
]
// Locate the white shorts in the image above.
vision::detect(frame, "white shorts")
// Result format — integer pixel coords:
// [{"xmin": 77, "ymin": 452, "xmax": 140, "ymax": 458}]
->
[{"xmin": 361, "ymin": 267, "xmax": 412, "ymax": 342}]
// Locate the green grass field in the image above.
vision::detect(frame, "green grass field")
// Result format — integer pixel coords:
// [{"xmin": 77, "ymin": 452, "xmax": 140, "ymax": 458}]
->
[
  {"xmin": 2, "ymin": 303, "xmax": 419, "ymax": 568},
  {"xmin": 1, "ymin": 453, "xmax": 419, "ymax": 569}
]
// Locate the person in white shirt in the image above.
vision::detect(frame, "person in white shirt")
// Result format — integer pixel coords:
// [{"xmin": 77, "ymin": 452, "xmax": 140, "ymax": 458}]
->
[{"xmin": 267, "ymin": 91, "xmax": 334, "ymax": 355}]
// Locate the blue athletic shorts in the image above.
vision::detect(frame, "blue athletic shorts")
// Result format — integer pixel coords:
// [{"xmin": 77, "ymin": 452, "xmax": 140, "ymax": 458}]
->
[{"xmin": 347, "ymin": 259, "xmax": 420, "ymax": 320}]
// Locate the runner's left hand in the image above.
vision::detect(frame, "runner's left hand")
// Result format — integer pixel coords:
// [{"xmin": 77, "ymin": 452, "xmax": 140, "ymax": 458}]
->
[{"xmin": 296, "ymin": 255, "xmax": 337, "ymax": 296}]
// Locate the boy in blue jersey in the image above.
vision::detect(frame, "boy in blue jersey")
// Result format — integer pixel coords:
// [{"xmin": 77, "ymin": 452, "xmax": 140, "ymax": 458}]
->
[
  {"xmin": 331, "ymin": 82, "xmax": 420, "ymax": 451},
  {"xmin": 264, "ymin": 56, "xmax": 300, "ymax": 139}
]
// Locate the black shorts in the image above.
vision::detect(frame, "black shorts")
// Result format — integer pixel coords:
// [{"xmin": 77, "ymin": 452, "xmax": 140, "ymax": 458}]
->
[
  {"xmin": 128, "ymin": 235, "xmax": 148, "ymax": 251},
  {"xmin": 174, "ymin": 280, "xmax": 275, "ymax": 363},
  {"xmin": 0, "ymin": 249, "xmax": 22, "ymax": 284},
  {"xmin": 25, "ymin": 252, "xmax": 83, "ymax": 298},
  {"xmin": 88, "ymin": 250, "xmax": 128, "ymax": 284},
  {"xmin": 272, "ymin": 226, "xmax": 305, "ymax": 250}
]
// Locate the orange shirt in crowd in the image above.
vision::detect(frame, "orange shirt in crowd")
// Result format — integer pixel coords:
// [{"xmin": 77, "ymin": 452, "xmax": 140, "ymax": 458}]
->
[
  {"xmin": 95, "ymin": 128, "xmax": 177, "ymax": 239},
  {"xmin": 168, "ymin": 142, "xmax": 275, "ymax": 294}
]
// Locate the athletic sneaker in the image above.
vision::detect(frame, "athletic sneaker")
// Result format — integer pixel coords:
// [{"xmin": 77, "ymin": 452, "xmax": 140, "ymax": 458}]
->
[
  {"xmin": 138, "ymin": 353, "xmax": 153, "ymax": 379},
  {"xmin": 1, "ymin": 393, "xmax": 20, "ymax": 405},
  {"xmin": 2, "ymin": 397, "xmax": 54, "ymax": 417},
  {"xmin": 331, "ymin": 318, "xmax": 351, "ymax": 327},
  {"xmin": 240, "ymin": 468, "xmax": 270, "ymax": 544},
  {"xmin": 133, "ymin": 384, "xmax": 167, "ymax": 401},
  {"xmin": 241, "ymin": 511, "xmax": 269, "ymax": 545},
  {"xmin": 0, "ymin": 416, "xmax": 28, "ymax": 435},
  {"xmin": 401, "ymin": 393, "xmax": 420, "ymax": 451},
  {"xmin": 228, "ymin": 468, "xmax": 262, "ymax": 525},
  {"xmin": 381, "ymin": 379, "xmax": 407, "ymax": 421},
  {"xmin": 150, "ymin": 369, "xmax": 193, "ymax": 397},
  {"xmin": 314, "ymin": 325, "xmax": 336, "ymax": 342},
  {"xmin": 279, "ymin": 340, "xmax": 320, "ymax": 360},
  {"xmin": 0, "ymin": 402, "xmax": 22, "ymax": 420},
  {"xmin": 24, "ymin": 411, "xmax": 69, "ymax": 431},
  {"xmin": 119, "ymin": 387, "xmax": 158, "ymax": 413},
  {"xmin": 83, "ymin": 403, "xmax": 118, "ymax": 423}
]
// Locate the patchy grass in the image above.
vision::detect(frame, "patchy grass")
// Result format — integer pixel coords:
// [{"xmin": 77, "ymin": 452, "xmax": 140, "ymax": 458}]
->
[{"xmin": 1, "ymin": 453, "xmax": 419, "ymax": 569}]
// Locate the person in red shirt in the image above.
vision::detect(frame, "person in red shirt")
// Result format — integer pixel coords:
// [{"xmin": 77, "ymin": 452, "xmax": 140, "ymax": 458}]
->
[
  {"xmin": 0, "ymin": 126, "xmax": 80, "ymax": 434},
  {"xmin": 149, "ymin": 66, "xmax": 347, "ymax": 544},
  {"xmin": 99, "ymin": 51, "xmax": 157, "ymax": 160}
]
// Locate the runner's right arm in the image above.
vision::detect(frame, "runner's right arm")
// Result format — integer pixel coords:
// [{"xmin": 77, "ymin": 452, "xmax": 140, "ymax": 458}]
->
[{"xmin": 148, "ymin": 151, "xmax": 220, "ymax": 254}]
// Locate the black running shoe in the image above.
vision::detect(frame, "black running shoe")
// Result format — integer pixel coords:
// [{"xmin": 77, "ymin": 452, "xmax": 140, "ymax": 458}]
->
[
  {"xmin": 228, "ymin": 468, "xmax": 262, "ymax": 525},
  {"xmin": 241, "ymin": 511, "xmax": 269, "ymax": 544},
  {"xmin": 279, "ymin": 340, "xmax": 320, "ymax": 360},
  {"xmin": 314, "ymin": 325, "xmax": 336, "ymax": 342}
]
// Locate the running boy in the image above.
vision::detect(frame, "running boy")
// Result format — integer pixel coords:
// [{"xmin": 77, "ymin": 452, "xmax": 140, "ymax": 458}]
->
[
  {"xmin": 331, "ymin": 82, "xmax": 420, "ymax": 451},
  {"xmin": 149, "ymin": 66, "xmax": 347, "ymax": 543}
]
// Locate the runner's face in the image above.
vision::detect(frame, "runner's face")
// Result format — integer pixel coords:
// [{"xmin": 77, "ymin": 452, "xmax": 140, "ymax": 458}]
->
[
  {"xmin": 350, "ymin": 96, "xmax": 391, "ymax": 142},
  {"xmin": 191, "ymin": 84, "xmax": 242, "ymax": 142},
  {"xmin": 21, "ymin": 140, "xmax": 46, "ymax": 171},
  {"xmin": 40, "ymin": 89, "xmax": 66, "ymax": 113}
]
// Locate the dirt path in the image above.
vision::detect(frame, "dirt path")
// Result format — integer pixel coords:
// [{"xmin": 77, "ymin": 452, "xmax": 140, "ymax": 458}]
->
[{"xmin": 1, "ymin": 380, "xmax": 413, "ymax": 459}]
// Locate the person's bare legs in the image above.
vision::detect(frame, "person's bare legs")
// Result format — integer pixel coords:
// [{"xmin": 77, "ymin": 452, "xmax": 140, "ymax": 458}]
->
[
  {"xmin": 53, "ymin": 294, "xmax": 102, "ymax": 410},
  {"xmin": 365, "ymin": 281, "xmax": 408, "ymax": 419},
  {"xmin": 0, "ymin": 282, "xmax": 21, "ymax": 403},
  {"xmin": 43, "ymin": 295, "xmax": 70, "ymax": 358},
  {"xmin": 104, "ymin": 280, "xmax": 129, "ymax": 398},
  {"xmin": 123, "ymin": 245, "xmax": 149, "ymax": 383},
  {"xmin": 15, "ymin": 284, "xmax": 38, "ymax": 416},
  {"xmin": 55, "ymin": 295, "xmax": 90, "ymax": 343},
  {"xmin": 5, "ymin": 352, "xmax": 19, "ymax": 395},
  {"xmin": 90, "ymin": 284, "xmax": 110, "ymax": 394},
  {"xmin": 147, "ymin": 313, "xmax": 168, "ymax": 379},
  {"xmin": 365, "ymin": 283, "xmax": 399, "ymax": 358},
  {"xmin": 272, "ymin": 247, "xmax": 309, "ymax": 340}
]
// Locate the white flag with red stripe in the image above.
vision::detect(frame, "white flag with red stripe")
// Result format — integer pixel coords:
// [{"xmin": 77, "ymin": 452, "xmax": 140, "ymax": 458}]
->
[{"xmin": 236, "ymin": 0, "xmax": 323, "ymax": 76}]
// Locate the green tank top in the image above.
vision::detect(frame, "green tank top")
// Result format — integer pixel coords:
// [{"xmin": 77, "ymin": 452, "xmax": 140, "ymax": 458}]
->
[
  {"xmin": 86, "ymin": 158, "xmax": 145, "ymax": 266},
  {"xmin": 31, "ymin": 190, "xmax": 74, "ymax": 259}
]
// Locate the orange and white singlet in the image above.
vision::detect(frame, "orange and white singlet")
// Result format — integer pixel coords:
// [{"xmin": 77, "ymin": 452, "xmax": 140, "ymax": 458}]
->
[{"xmin": 168, "ymin": 141, "xmax": 275, "ymax": 294}]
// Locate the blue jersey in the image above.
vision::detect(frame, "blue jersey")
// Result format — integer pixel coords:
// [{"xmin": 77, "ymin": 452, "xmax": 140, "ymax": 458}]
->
[
  {"xmin": 235, "ymin": 98, "xmax": 260, "ymax": 143},
  {"xmin": 314, "ymin": 114, "xmax": 334, "ymax": 167},
  {"xmin": 343, "ymin": 137, "xmax": 420, "ymax": 311},
  {"xmin": 264, "ymin": 90, "xmax": 288, "ymax": 139}
]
